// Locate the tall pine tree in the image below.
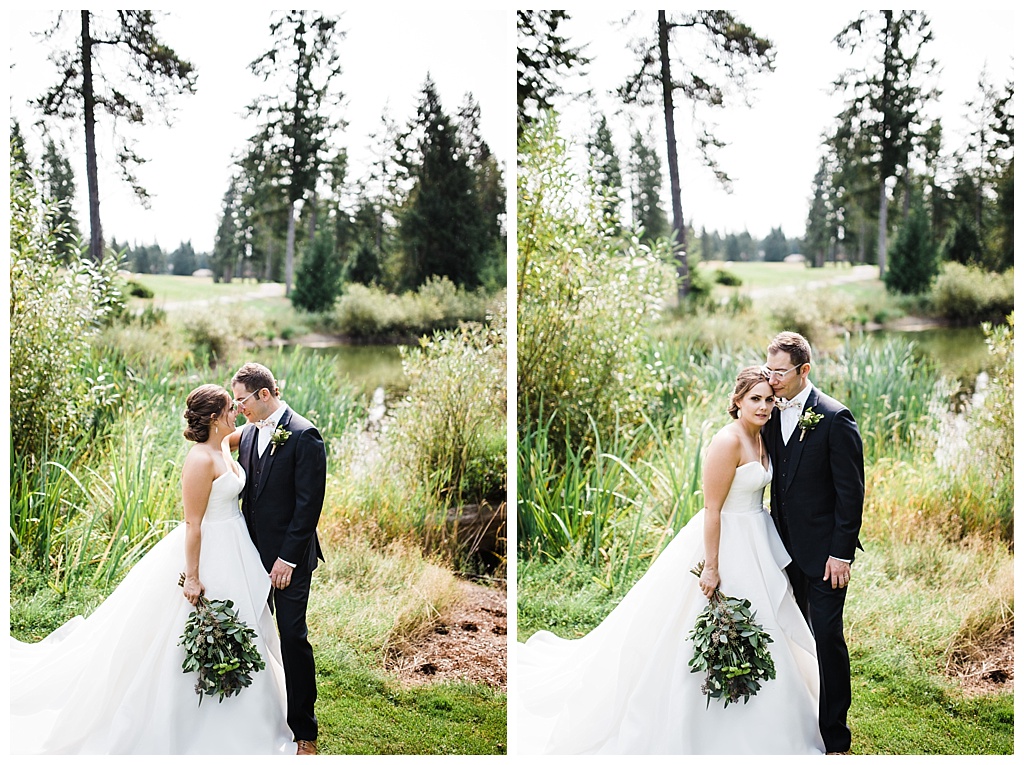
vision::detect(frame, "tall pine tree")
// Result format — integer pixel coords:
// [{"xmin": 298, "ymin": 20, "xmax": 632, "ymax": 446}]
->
[
  {"xmin": 36, "ymin": 11, "xmax": 196, "ymax": 262},
  {"xmin": 398, "ymin": 77, "xmax": 488, "ymax": 289},
  {"xmin": 629, "ymin": 128, "xmax": 669, "ymax": 244}
]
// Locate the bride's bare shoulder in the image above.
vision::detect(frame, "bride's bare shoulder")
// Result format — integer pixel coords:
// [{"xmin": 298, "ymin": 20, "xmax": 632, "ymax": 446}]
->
[
  {"xmin": 706, "ymin": 423, "xmax": 742, "ymax": 459},
  {"xmin": 182, "ymin": 444, "xmax": 216, "ymax": 479}
]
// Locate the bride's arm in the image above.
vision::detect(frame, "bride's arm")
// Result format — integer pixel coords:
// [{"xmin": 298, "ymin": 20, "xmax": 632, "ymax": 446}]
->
[
  {"xmin": 225, "ymin": 426, "xmax": 243, "ymax": 453},
  {"xmin": 181, "ymin": 451, "xmax": 215, "ymax": 605},
  {"xmin": 699, "ymin": 431, "xmax": 741, "ymax": 597}
]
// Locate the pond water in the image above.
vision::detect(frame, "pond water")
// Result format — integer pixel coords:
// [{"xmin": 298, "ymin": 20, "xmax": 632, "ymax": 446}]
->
[
  {"xmin": 288, "ymin": 342, "xmax": 409, "ymax": 396},
  {"xmin": 876, "ymin": 325, "xmax": 992, "ymax": 386}
]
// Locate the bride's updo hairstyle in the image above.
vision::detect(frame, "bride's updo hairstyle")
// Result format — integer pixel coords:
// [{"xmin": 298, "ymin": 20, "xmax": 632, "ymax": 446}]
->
[
  {"xmin": 728, "ymin": 366, "xmax": 772, "ymax": 419},
  {"xmin": 183, "ymin": 384, "xmax": 231, "ymax": 443}
]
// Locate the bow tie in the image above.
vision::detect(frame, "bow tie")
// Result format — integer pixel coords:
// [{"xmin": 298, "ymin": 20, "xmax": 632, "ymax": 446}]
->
[
  {"xmin": 256, "ymin": 419, "xmax": 277, "ymax": 430},
  {"xmin": 776, "ymin": 398, "xmax": 802, "ymax": 411}
]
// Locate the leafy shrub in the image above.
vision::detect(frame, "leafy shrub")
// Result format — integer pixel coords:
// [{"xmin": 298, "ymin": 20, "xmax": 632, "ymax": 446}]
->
[
  {"xmin": 518, "ymin": 115, "xmax": 674, "ymax": 455},
  {"xmin": 769, "ymin": 288, "xmax": 857, "ymax": 351},
  {"xmin": 181, "ymin": 306, "xmax": 268, "ymax": 367},
  {"xmin": 330, "ymin": 278, "xmax": 492, "ymax": 338},
  {"xmin": 292, "ymin": 229, "xmax": 343, "ymax": 313},
  {"xmin": 126, "ymin": 279, "xmax": 154, "ymax": 299},
  {"xmin": 714, "ymin": 268, "xmax": 743, "ymax": 286},
  {"xmin": 930, "ymin": 262, "xmax": 1014, "ymax": 323},
  {"xmin": 386, "ymin": 305, "xmax": 506, "ymax": 507},
  {"xmin": 9, "ymin": 151, "xmax": 107, "ymax": 459},
  {"xmin": 885, "ymin": 197, "xmax": 938, "ymax": 295}
]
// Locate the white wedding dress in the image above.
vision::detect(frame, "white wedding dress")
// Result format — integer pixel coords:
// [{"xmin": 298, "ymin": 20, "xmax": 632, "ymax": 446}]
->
[
  {"xmin": 518, "ymin": 460, "xmax": 825, "ymax": 754},
  {"xmin": 10, "ymin": 464, "xmax": 296, "ymax": 755}
]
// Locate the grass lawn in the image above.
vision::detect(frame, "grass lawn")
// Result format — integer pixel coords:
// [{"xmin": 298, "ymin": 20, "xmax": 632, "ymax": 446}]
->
[
  {"xmin": 517, "ymin": 535, "xmax": 1013, "ymax": 755},
  {"xmin": 127, "ymin": 273, "xmax": 281, "ymax": 303},
  {"xmin": 704, "ymin": 260, "xmax": 870, "ymax": 291}
]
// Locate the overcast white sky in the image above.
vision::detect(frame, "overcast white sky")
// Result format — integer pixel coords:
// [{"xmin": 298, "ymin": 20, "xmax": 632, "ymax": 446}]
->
[
  {"xmin": 554, "ymin": 8, "xmax": 1015, "ymax": 239},
  {"xmin": 6, "ymin": 9, "xmax": 512, "ymax": 253},
  {"xmin": 4, "ymin": 8, "xmax": 1015, "ymax": 250}
]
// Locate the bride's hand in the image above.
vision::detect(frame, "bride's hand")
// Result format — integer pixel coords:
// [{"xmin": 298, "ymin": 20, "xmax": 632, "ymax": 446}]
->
[
  {"xmin": 183, "ymin": 575, "xmax": 205, "ymax": 606},
  {"xmin": 699, "ymin": 566, "xmax": 720, "ymax": 598}
]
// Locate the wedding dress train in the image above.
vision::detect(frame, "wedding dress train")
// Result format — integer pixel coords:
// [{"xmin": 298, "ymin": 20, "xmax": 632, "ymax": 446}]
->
[
  {"xmin": 10, "ymin": 465, "xmax": 296, "ymax": 754},
  {"xmin": 518, "ymin": 460, "xmax": 825, "ymax": 754}
]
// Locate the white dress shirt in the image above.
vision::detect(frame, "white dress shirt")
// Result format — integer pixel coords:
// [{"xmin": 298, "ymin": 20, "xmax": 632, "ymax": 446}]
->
[
  {"xmin": 256, "ymin": 403, "xmax": 287, "ymax": 457},
  {"xmin": 780, "ymin": 383, "xmax": 813, "ymax": 444}
]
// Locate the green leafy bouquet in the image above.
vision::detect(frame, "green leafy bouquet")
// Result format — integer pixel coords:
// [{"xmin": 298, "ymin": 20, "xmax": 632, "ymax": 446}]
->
[
  {"xmin": 178, "ymin": 574, "xmax": 266, "ymax": 705},
  {"xmin": 688, "ymin": 561, "xmax": 776, "ymax": 708}
]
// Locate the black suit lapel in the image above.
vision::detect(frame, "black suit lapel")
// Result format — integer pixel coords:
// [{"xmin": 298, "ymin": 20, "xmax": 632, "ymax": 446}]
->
[
  {"xmin": 254, "ymin": 408, "xmax": 291, "ymax": 502},
  {"xmin": 783, "ymin": 388, "xmax": 819, "ymax": 492}
]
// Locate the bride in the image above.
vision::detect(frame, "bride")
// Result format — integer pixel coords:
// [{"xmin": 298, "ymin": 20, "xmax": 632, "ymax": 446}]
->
[
  {"xmin": 10, "ymin": 384, "xmax": 296, "ymax": 755},
  {"xmin": 518, "ymin": 367, "xmax": 825, "ymax": 754}
]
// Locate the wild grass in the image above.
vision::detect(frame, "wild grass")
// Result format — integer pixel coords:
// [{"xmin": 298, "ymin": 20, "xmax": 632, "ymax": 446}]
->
[{"xmin": 308, "ymin": 533, "xmax": 464, "ymax": 669}]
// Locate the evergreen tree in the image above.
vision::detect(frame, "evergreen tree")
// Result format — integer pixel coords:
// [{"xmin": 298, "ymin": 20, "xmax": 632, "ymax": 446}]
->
[
  {"xmin": 833, "ymin": 11, "xmax": 939, "ymax": 278},
  {"xmin": 10, "ymin": 119, "xmax": 32, "ymax": 185},
  {"xmin": 517, "ymin": 11, "xmax": 589, "ymax": 139},
  {"xmin": 619, "ymin": 11, "xmax": 774, "ymax": 297},
  {"xmin": 458, "ymin": 93, "xmax": 506, "ymax": 289},
  {"xmin": 248, "ymin": 11, "xmax": 345, "ymax": 295},
  {"xmin": 40, "ymin": 135, "xmax": 82, "ymax": 261},
  {"xmin": 170, "ymin": 241, "xmax": 198, "ymax": 276},
  {"xmin": 629, "ymin": 128, "xmax": 669, "ymax": 243},
  {"xmin": 212, "ymin": 176, "xmax": 246, "ymax": 282},
  {"xmin": 36, "ymin": 11, "xmax": 196, "ymax": 262},
  {"xmin": 586, "ymin": 113, "xmax": 623, "ymax": 229},
  {"xmin": 940, "ymin": 210, "xmax": 984, "ymax": 267},
  {"xmin": 398, "ymin": 76, "xmax": 487, "ymax": 289},
  {"xmin": 291, "ymin": 229, "xmax": 342, "ymax": 313},
  {"xmin": 762, "ymin": 227, "xmax": 789, "ymax": 263},
  {"xmin": 885, "ymin": 193, "xmax": 937, "ymax": 294},
  {"xmin": 805, "ymin": 152, "xmax": 839, "ymax": 267}
]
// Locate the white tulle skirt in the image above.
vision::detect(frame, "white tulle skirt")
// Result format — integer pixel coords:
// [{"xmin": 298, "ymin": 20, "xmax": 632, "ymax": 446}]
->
[
  {"xmin": 518, "ymin": 506, "xmax": 825, "ymax": 754},
  {"xmin": 10, "ymin": 513, "xmax": 295, "ymax": 755}
]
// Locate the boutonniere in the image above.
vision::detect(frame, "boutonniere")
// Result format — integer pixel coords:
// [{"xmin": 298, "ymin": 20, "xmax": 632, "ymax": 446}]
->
[
  {"xmin": 797, "ymin": 408, "xmax": 823, "ymax": 441},
  {"xmin": 270, "ymin": 426, "xmax": 290, "ymax": 455}
]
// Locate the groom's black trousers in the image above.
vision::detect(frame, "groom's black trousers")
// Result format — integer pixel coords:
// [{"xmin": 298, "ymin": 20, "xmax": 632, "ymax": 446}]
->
[
  {"xmin": 787, "ymin": 564, "xmax": 852, "ymax": 754},
  {"xmin": 272, "ymin": 565, "xmax": 318, "ymax": 742}
]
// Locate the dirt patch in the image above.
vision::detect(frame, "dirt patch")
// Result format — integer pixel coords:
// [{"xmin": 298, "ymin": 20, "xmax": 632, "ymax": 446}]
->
[
  {"xmin": 947, "ymin": 631, "xmax": 1014, "ymax": 697},
  {"xmin": 389, "ymin": 579, "xmax": 507, "ymax": 692}
]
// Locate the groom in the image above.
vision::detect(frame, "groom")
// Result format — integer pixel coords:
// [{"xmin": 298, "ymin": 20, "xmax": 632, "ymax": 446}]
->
[
  {"xmin": 761, "ymin": 332, "xmax": 863, "ymax": 755},
  {"xmin": 232, "ymin": 362, "xmax": 326, "ymax": 756}
]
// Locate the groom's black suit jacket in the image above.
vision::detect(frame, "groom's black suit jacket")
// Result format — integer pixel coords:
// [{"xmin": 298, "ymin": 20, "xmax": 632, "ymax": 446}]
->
[
  {"xmin": 763, "ymin": 386, "xmax": 864, "ymax": 578},
  {"xmin": 238, "ymin": 406, "xmax": 326, "ymax": 574}
]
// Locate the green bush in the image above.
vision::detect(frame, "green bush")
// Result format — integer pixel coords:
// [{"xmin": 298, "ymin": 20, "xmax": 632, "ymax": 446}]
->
[
  {"xmin": 126, "ymin": 279, "xmax": 154, "ymax": 299},
  {"xmin": 885, "ymin": 196, "xmax": 938, "ymax": 295},
  {"xmin": 331, "ymin": 278, "xmax": 492, "ymax": 339},
  {"xmin": 517, "ymin": 115, "xmax": 674, "ymax": 455},
  {"xmin": 714, "ymin": 268, "xmax": 743, "ymax": 287},
  {"xmin": 930, "ymin": 262, "xmax": 1014, "ymax": 323},
  {"xmin": 386, "ymin": 306, "xmax": 506, "ymax": 507},
  {"xmin": 9, "ymin": 151, "xmax": 106, "ymax": 459},
  {"xmin": 769, "ymin": 288, "xmax": 858, "ymax": 351},
  {"xmin": 292, "ymin": 229, "xmax": 343, "ymax": 313}
]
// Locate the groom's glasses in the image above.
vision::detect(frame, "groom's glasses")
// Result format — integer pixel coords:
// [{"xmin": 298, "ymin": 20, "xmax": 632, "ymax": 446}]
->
[
  {"xmin": 761, "ymin": 364, "xmax": 799, "ymax": 380},
  {"xmin": 232, "ymin": 388, "xmax": 264, "ymax": 409}
]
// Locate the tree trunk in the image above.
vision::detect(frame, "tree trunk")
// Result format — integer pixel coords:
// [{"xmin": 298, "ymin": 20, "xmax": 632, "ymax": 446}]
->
[
  {"xmin": 658, "ymin": 10, "xmax": 689, "ymax": 300},
  {"xmin": 285, "ymin": 201, "xmax": 297, "ymax": 295},
  {"xmin": 307, "ymin": 187, "xmax": 318, "ymax": 241},
  {"xmin": 81, "ymin": 11, "xmax": 103, "ymax": 263},
  {"xmin": 877, "ymin": 178, "xmax": 888, "ymax": 277}
]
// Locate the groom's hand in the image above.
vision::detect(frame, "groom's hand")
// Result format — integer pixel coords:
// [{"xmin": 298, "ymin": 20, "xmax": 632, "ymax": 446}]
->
[
  {"xmin": 823, "ymin": 557, "xmax": 851, "ymax": 590},
  {"xmin": 270, "ymin": 558, "xmax": 294, "ymax": 589}
]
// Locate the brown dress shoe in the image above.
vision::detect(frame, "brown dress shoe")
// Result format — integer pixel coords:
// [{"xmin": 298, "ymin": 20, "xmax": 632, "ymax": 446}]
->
[{"xmin": 296, "ymin": 740, "xmax": 318, "ymax": 755}]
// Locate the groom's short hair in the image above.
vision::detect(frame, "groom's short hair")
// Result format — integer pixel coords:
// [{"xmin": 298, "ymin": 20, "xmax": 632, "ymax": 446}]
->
[
  {"xmin": 232, "ymin": 362, "xmax": 279, "ymax": 397},
  {"xmin": 768, "ymin": 332, "xmax": 812, "ymax": 368}
]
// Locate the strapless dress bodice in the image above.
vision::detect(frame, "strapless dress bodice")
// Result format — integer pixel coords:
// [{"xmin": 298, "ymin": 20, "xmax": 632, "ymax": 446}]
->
[
  {"xmin": 203, "ymin": 467, "xmax": 245, "ymax": 523},
  {"xmin": 720, "ymin": 460, "xmax": 772, "ymax": 515}
]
